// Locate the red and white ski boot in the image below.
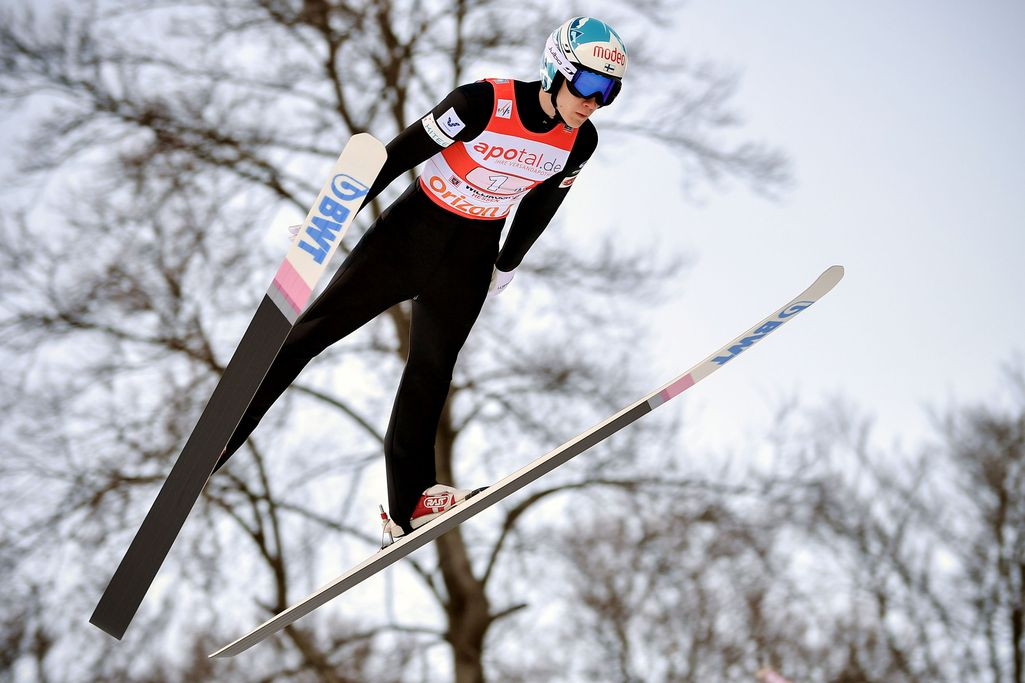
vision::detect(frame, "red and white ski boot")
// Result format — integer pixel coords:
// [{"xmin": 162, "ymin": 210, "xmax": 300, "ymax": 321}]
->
[{"xmin": 380, "ymin": 484, "xmax": 486, "ymax": 547}]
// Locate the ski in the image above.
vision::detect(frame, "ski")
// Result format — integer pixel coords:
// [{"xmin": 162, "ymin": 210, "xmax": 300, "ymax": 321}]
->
[
  {"xmin": 208, "ymin": 265, "xmax": 844, "ymax": 658},
  {"xmin": 90, "ymin": 134, "xmax": 387, "ymax": 640}
]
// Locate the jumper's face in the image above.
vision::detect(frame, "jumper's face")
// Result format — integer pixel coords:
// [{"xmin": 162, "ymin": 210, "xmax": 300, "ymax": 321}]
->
[{"xmin": 556, "ymin": 81, "xmax": 601, "ymax": 128}]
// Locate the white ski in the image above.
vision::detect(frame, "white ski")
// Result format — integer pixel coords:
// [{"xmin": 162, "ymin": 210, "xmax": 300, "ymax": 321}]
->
[{"xmin": 209, "ymin": 265, "xmax": 844, "ymax": 658}]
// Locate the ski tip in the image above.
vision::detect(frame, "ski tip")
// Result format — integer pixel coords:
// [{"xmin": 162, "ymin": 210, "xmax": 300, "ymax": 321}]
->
[
  {"xmin": 345, "ymin": 132, "xmax": 387, "ymax": 161},
  {"xmin": 816, "ymin": 264, "xmax": 845, "ymax": 290}
]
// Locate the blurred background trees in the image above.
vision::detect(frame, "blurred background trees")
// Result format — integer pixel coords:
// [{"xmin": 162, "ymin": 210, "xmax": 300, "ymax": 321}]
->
[{"xmin": 0, "ymin": 1, "xmax": 1019, "ymax": 682}]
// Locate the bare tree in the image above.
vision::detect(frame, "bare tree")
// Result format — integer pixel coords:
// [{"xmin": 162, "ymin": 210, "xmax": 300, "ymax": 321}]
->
[
  {"xmin": 529, "ymin": 384, "xmax": 1024, "ymax": 683},
  {"xmin": 531, "ymin": 449, "xmax": 841, "ymax": 683},
  {"xmin": 937, "ymin": 367, "xmax": 1025, "ymax": 683},
  {"xmin": 0, "ymin": 1, "xmax": 789, "ymax": 681},
  {"xmin": 799, "ymin": 380, "xmax": 1025, "ymax": 683}
]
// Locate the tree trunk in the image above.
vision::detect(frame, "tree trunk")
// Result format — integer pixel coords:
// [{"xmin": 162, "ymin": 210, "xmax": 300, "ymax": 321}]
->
[
  {"xmin": 435, "ymin": 395, "xmax": 491, "ymax": 682},
  {"xmin": 439, "ymin": 528, "xmax": 491, "ymax": 683}
]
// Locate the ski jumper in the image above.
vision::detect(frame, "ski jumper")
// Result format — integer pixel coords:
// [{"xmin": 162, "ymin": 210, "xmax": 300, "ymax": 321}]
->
[{"xmin": 218, "ymin": 79, "xmax": 598, "ymax": 532}]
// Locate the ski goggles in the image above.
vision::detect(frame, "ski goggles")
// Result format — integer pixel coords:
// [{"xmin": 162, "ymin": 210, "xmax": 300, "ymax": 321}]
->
[{"xmin": 566, "ymin": 68, "xmax": 622, "ymax": 106}]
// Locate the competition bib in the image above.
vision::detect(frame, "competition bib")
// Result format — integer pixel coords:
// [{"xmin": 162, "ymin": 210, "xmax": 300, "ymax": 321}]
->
[{"xmin": 419, "ymin": 79, "xmax": 578, "ymax": 220}]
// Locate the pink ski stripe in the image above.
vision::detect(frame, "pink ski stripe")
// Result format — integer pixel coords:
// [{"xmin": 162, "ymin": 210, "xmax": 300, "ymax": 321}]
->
[
  {"xmin": 272, "ymin": 259, "xmax": 312, "ymax": 315},
  {"xmin": 758, "ymin": 671, "xmax": 795, "ymax": 683},
  {"xmin": 658, "ymin": 374, "xmax": 695, "ymax": 403}
]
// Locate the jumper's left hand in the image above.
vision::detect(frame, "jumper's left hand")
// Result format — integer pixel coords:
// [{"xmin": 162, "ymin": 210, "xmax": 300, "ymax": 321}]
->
[{"xmin": 488, "ymin": 267, "xmax": 515, "ymax": 296}]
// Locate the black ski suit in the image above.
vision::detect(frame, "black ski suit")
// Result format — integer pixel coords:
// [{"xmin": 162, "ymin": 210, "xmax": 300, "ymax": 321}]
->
[{"xmin": 219, "ymin": 79, "xmax": 598, "ymax": 532}]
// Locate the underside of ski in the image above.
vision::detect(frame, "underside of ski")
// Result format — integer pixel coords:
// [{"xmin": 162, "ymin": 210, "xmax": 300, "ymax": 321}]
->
[
  {"xmin": 89, "ymin": 134, "xmax": 387, "ymax": 640},
  {"xmin": 208, "ymin": 264, "xmax": 844, "ymax": 658}
]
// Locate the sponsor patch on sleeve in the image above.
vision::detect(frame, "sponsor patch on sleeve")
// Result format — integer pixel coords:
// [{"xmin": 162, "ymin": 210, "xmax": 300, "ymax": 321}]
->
[
  {"xmin": 437, "ymin": 107, "xmax": 466, "ymax": 136},
  {"xmin": 422, "ymin": 113, "xmax": 455, "ymax": 148},
  {"xmin": 559, "ymin": 164, "xmax": 585, "ymax": 188}
]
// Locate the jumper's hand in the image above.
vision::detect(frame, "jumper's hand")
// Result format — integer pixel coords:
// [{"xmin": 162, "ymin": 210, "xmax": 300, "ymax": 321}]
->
[{"xmin": 488, "ymin": 267, "xmax": 515, "ymax": 296}]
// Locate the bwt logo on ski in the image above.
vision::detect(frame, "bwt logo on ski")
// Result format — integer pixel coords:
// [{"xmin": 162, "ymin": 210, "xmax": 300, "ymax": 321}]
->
[
  {"xmin": 711, "ymin": 301, "xmax": 814, "ymax": 366},
  {"xmin": 297, "ymin": 174, "xmax": 370, "ymax": 264}
]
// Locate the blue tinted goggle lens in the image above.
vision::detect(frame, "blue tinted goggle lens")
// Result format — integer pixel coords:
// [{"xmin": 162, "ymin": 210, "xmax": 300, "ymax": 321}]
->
[{"xmin": 569, "ymin": 69, "xmax": 621, "ymax": 106}]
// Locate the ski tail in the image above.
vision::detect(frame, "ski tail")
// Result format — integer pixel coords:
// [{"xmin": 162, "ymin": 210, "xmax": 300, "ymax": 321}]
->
[{"xmin": 89, "ymin": 134, "xmax": 387, "ymax": 640}]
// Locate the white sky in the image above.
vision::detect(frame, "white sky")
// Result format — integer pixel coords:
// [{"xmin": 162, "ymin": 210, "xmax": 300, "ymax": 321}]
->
[
  {"xmin": 8, "ymin": 1, "xmax": 1019, "ymax": 460},
  {"xmin": 565, "ymin": 0, "xmax": 1025, "ymax": 454}
]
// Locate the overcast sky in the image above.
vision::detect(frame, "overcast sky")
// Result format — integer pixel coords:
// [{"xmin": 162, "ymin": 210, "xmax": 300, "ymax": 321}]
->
[
  {"xmin": 5, "ymin": 1, "xmax": 1022, "ymax": 459},
  {"xmin": 556, "ymin": 0, "xmax": 1025, "ymax": 455}
]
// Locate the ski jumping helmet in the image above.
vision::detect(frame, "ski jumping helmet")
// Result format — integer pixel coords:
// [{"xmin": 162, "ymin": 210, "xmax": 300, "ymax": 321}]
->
[{"xmin": 540, "ymin": 17, "xmax": 628, "ymax": 109}]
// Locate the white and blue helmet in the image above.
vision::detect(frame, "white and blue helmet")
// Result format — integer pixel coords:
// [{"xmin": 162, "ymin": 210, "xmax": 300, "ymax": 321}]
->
[{"xmin": 540, "ymin": 17, "xmax": 628, "ymax": 106}]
